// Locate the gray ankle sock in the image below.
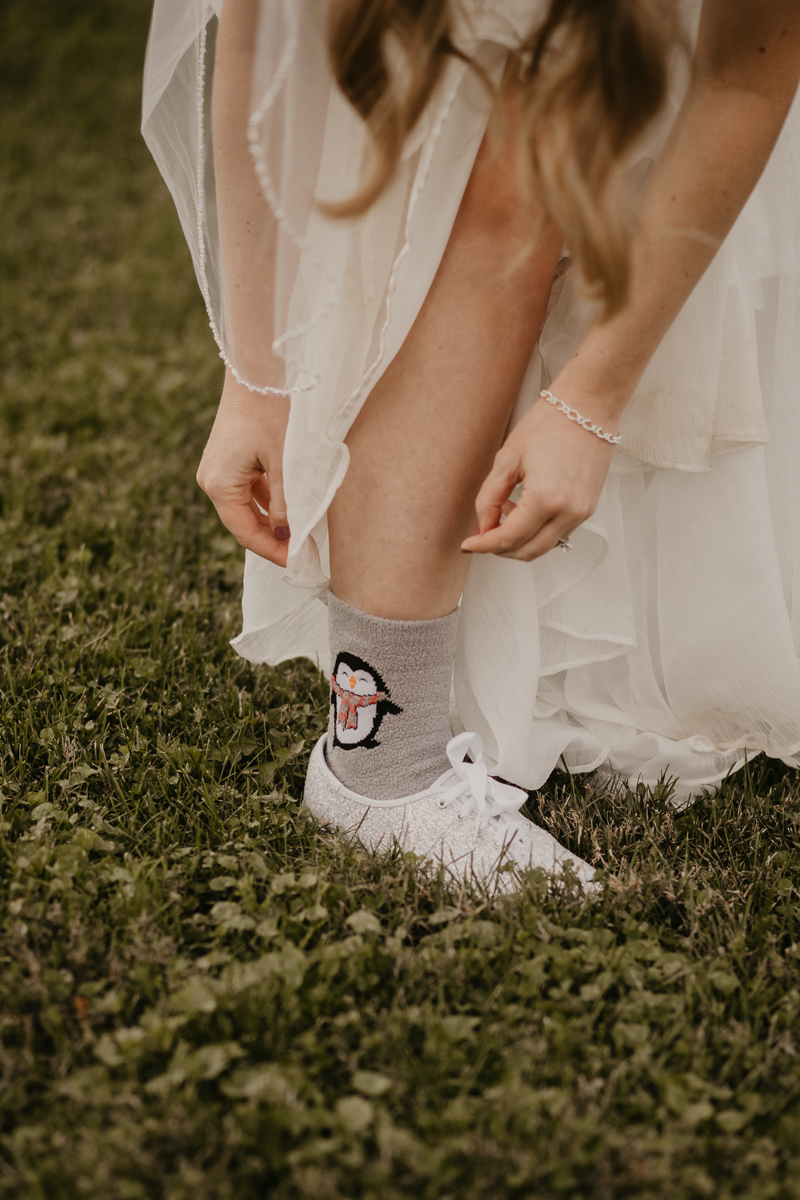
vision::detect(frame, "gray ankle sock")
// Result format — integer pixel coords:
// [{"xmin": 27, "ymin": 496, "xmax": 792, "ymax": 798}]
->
[{"xmin": 326, "ymin": 592, "xmax": 460, "ymax": 801}]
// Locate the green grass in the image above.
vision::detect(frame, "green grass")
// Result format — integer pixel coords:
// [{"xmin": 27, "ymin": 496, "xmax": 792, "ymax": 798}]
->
[{"xmin": 2, "ymin": 3, "xmax": 800, "ymax": 1196}]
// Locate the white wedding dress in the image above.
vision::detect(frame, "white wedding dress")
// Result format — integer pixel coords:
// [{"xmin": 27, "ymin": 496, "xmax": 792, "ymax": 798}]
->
[{"xmin": 143, "ymin": 0, "xmax": 800, "ymax": 803}]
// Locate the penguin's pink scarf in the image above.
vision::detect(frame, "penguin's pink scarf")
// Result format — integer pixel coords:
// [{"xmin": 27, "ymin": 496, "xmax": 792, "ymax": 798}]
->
[{"xmin": 331, "ymin": 677, "xmax": 387, "ymax": 730}]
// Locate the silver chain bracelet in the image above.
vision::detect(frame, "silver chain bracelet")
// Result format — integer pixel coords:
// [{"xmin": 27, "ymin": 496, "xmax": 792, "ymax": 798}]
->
[{"xmin": 539, "ymin": 389, "xmax": 622, "ymax": 446}]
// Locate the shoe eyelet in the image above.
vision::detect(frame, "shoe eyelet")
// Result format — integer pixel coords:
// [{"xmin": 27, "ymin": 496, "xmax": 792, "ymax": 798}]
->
[{"xmin": 437, "ymin": 798, "xmax": 446, "ymax": 809}]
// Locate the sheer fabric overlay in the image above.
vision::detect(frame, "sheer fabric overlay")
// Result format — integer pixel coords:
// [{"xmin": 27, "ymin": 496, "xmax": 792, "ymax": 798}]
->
[{"xmin": 143, "ymin": 0, "xmax": 800, "ymax": 803}]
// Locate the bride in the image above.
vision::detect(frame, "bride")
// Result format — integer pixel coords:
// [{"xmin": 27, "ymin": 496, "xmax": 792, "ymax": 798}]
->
[{"xmin": 143, "ymin": 0, "xmax": 800, "ymax": 890}]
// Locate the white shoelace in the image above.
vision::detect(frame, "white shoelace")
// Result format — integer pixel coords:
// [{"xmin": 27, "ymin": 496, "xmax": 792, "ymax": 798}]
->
[{"xmin": 435, "ymin": 732, "xmax": 531, "ymax": 845}]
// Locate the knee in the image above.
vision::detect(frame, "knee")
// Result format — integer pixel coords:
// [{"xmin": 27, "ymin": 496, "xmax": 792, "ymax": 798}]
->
[
  {"xmin": 456, "ymin": 87, "xmax": 559, "ymax": 265},
  {"xmin": 460, "ymin": 127, "xmax": 531, "ymax": 236},
  {"xmin": 455, "ymin": 142, "xmax": 562, "ymax": 287}
]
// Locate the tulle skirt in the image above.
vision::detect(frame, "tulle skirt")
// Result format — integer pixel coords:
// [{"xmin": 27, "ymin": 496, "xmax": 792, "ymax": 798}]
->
[
  {"xmin": 230, "ymin": 98, "xmax": 800, "ymax": 803},
  {"xmin": 235, "ymin": 422, "xmax": 800, "ymax": 804},
  {"xmin": 142, "ymin": 0, "xmax": 800, "ymax": 801}
]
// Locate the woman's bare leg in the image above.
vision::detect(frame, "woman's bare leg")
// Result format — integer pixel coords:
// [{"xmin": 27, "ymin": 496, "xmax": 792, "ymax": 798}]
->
[{"xmin": 327, "ymin": 93, "xmax": 563, "ymax": 621}]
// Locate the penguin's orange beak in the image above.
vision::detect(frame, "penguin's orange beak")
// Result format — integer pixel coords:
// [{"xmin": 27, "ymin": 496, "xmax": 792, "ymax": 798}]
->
[{"xmin": 349, "ymin": 675, "xmax": 357, "ymax": 689}]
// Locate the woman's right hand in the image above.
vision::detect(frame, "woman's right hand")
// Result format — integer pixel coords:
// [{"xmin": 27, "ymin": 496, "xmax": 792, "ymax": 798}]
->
[{"xmin": 196, "ymin": 369, "xmax": 291, "ymax": 567}]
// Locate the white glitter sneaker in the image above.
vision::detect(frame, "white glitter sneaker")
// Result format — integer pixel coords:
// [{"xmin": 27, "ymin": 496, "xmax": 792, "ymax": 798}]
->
[{"xmin": 303, "ymin": 730, "xmax": 598, "ymax": 894}]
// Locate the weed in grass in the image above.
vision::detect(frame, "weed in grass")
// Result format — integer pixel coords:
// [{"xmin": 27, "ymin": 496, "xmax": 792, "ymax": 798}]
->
[{"xmin": 2, "ymin": 2, "xmax": 800, "ymax": 1197}]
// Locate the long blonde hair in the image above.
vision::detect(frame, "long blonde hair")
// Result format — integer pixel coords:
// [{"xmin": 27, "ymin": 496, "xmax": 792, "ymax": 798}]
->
[{"xmin": 326, "ymin": 0, "xmax": 680, "ymax": 318}]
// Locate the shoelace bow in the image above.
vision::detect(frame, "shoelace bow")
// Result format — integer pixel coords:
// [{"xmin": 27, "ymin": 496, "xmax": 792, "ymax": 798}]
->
[{"xmin": 438, "ymin": 732, "xmax": 530, "ymax": 844}]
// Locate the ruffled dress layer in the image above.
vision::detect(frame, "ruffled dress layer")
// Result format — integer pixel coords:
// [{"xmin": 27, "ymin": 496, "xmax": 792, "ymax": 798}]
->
[{"xmin": 143, "ymin": 0, "xmax": 800, "ymax": 803}]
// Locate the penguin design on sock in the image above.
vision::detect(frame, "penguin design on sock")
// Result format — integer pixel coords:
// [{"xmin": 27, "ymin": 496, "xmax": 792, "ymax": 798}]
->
[{"xmin": 330, "ymin": 653, "xmax": 402, "ymax": 750}]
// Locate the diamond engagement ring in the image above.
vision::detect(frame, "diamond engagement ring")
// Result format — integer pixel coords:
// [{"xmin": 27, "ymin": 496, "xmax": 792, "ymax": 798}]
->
[{"xmin": 556, "ymin": 538, "xmax": 573, "ymax": 552}]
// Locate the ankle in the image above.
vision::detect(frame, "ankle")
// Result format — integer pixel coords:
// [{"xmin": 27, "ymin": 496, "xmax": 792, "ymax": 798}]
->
[{"xmin": 326, "ymin": 593, "xmax": 460, "ymax": 801}]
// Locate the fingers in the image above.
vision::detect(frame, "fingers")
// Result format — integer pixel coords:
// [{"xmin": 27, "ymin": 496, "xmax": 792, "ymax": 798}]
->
[
  {"xmin": 462, "ymin": 486, "xmax": 590, "ymax": 561},
  {"xmin": 462, "ymin": 496, "xmax": 546, "ymax": 557},
  {"xmin": 213, "ymin": 494, "xmax": 289, "ymax": 567},
  {"xmin": 195, "ymin": 376, "xmax": 292, "ymax": 566},
  {"xmin": 472, "ymin": 447, "xmax": 521, "ymax": 538},
  {"xmin": 198, "ymin": 469, "xmax": 289, "ymax": 568},
  {"xmin": 264, "ymin": 469, "xmax": 290, "ymax": 542},
  {"xmin": 459, "ymin": 383, "xmax": 614, "ymax": 563},
  {"xmin": 249, "ymin": 472, "xmax": 291, "ymax": 547},
  {"xmin": 249, "ymin": 473, "xmax": 272, "ymax": 515},
  {"xmin": 494, "ymin": 516, "xmax": 571, "ymax": 561}
]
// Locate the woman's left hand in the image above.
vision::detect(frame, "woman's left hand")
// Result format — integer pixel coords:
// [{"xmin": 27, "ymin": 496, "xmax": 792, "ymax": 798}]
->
[{"xmin": 460, "ymin": 392, "xmax": 616, "ymax": 561}]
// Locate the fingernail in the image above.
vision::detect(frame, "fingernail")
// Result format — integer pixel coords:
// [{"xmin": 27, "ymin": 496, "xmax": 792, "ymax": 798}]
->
[
  {"xmin": 473, "ymin": 523, "xmax": 480, "ymax": 536},
  {"xmin": 275, "ymin": 526, "xmax": 290, "ymax": 541}
]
